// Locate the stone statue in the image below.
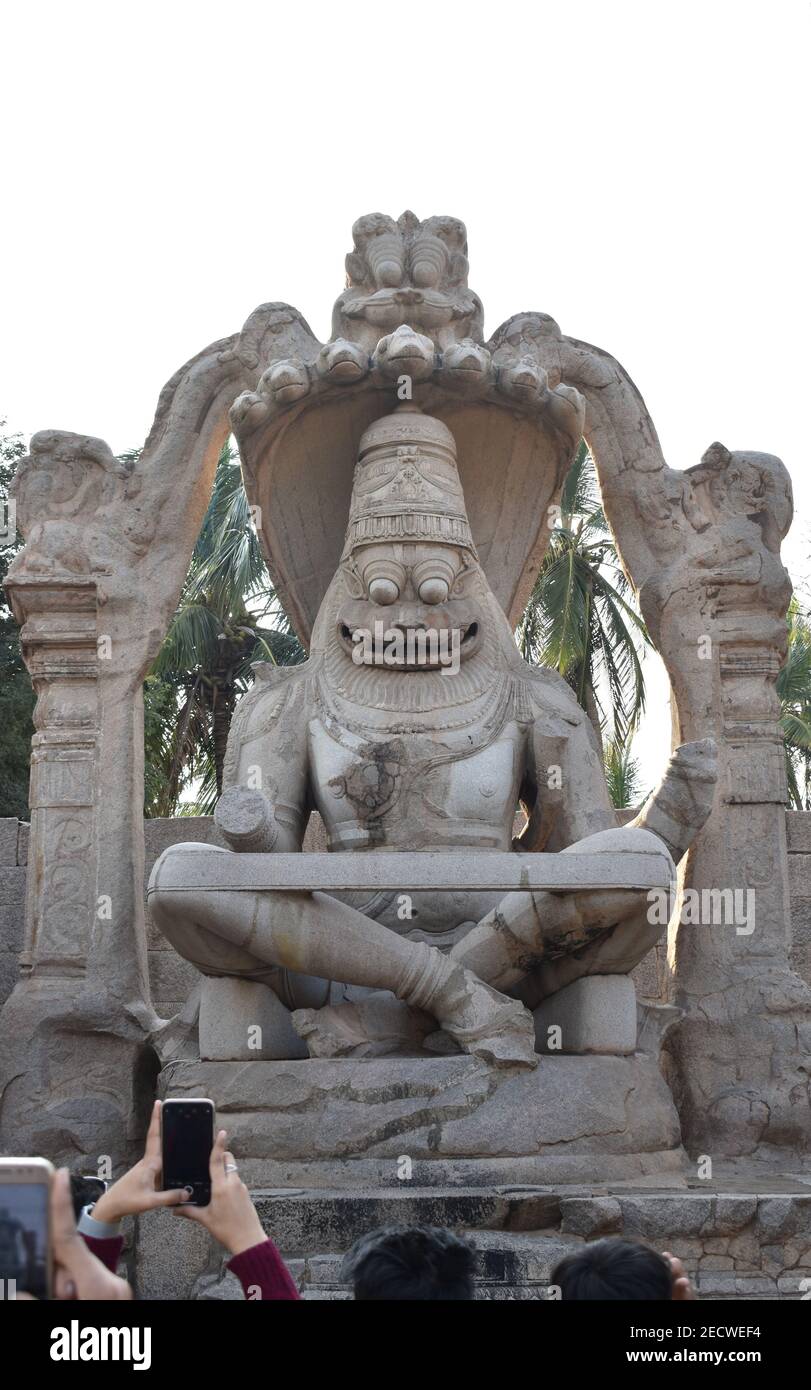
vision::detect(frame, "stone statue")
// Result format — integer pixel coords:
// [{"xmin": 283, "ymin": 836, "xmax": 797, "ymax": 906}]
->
[
  {"xmin": 5, "ymin": 208, "xmax": 804, "ymax": 1180},
  {"xmin": 148, "ymin": 404, "xmax": 717, "ymax": 1066}
]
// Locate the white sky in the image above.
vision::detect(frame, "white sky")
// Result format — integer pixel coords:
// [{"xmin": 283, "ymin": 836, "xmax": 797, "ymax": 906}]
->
[{"xmin": 2, "ymin": 0, "xmax": 809, "ymax": 786}]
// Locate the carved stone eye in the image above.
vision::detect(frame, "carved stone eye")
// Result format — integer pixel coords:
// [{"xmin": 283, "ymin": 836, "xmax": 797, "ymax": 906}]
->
[
  {"xmin": 369, "ymin": 577, "xmax": 399, "ymax": 605},
  {"xmin": 418, "ymin": 577, "xmax": 449, "ymax": 605}
]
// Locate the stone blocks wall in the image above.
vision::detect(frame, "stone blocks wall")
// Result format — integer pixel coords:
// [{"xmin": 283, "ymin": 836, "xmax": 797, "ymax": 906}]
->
[{"xmin": 134, "ymin": 1187, "xmax": 811, "ymax": 1301}]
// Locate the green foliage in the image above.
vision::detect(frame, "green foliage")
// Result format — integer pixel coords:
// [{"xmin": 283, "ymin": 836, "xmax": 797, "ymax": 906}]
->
[
  {"xmin": 0, "ymin": 422, "xmax": 34, "ymax": 818},
  {"xmin": 603, "ymin": 734, "xmax": 647, "ymax": 810},
  {"xmin": 516, "ymin": 441, "xmax": 649, "ymax": 745},
  {"xmin": 143, "ymin": 442, "xmax": 305, "ymax": 816},
  {"xmin": 778, "ymin": 598, "xmax": 811, "ymax": 809}
]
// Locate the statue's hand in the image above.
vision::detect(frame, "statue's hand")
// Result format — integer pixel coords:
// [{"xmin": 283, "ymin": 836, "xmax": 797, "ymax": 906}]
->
[{"xmin": 214, "ymin": 787, "xmax": 279, "ymax": 853}]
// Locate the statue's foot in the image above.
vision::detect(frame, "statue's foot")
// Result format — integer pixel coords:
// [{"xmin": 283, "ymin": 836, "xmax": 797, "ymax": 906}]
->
[
  {"xmin": 294, "ymin": 969, "xmax": 537, "ymax": 1068},
  {"xmin": 631, "ymin": 738, "xmax": 717, "ymax": 862},
  {"xmin": 292, "ymin": 994, "xmax": 436, "ymax": 1059},
  {"xmin": 433, "ymin": 966, "xmax": 538, "ymax": 1069}
]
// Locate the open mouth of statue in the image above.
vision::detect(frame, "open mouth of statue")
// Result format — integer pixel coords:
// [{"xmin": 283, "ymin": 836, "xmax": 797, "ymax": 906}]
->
[{"xmin": 337, "ymin": 619, "xmax": 480, "ymax": 671}]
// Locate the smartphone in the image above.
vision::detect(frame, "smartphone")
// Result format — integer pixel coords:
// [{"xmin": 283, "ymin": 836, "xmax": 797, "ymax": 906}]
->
[
  {"xmin": 161, "ymin": 1098, "xmax": 214, "ymax": 1206},
  {"xmin": 0, "ymin": 1157, "xmax": 54, "ymax": 1300}
]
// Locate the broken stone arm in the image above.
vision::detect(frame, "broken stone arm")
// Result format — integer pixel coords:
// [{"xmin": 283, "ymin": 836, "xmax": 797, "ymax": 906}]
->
[
  {"xmin": 519, "ymin": 693, "xmax": 616, "ymax": 852},
  {"xmin": 218, "ymin": 669, "xmax": 311, "ymax": 851}
]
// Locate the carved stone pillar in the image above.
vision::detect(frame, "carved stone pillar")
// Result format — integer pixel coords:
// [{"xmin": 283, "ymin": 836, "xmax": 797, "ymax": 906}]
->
[
  {"xmin": 10, "ymin": 577, "xmax": 101, "ymax": 976},
  {"xmin": 0, "ymin": 321, "xmax": 280, "ymax": 1161},
  {"xmin": 663, "ymin": 603, "xmax": 809, "ymax": 1157},
  {"xmin": 528, "ymin": 321, "xmax": 811, "ymax": 1160}
]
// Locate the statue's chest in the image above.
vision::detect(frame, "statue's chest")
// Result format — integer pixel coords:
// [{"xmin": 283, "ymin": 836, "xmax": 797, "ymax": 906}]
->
[{"xmin": 308, "ymin": 717, "xmax": 524, "ymax": 850}]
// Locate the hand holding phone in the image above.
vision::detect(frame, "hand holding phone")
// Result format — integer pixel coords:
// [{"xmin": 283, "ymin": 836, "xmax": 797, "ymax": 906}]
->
[
  {"xmin": 92, "ymin": 1100, "xmax": 191, "ymax": 1223},
  {"xmin": 161, "ymin": 1098, "xmax": 215, "ymax": 1206},
  {"xmin": 174, "ymin": 1128, "xmax": 266, "ymax": 1256},
  {"xmin": 0, "ymin": 1157, "xmax": 53, "ymax": 1299}
]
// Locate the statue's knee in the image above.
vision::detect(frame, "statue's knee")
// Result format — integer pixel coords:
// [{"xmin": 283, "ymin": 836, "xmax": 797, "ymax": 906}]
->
[
  {"xmin": 275, "ymin": 969, "xmax": 332, "ymax": 1011},
  {"xmin": 147, "ymin": 840, "xmax": 225, "ymax": 908}
]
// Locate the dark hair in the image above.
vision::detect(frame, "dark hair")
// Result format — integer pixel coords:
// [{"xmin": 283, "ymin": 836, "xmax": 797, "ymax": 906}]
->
[
  {"xmin": 551, "ymin": 1238, "xmax": 673, "ymax": 1300},
  {"xmin": 68, "ymin": 1174, "xmax": 107, "ymax": 1221},
  {"xmin": 342, "ymin": 1225, "xmax": 475, "ymax": 1301}
]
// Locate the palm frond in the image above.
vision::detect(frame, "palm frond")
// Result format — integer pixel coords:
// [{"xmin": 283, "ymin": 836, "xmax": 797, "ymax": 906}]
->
[
  {"xmin": 143, "ymin": 439, "xmax": 305, "ymax": 815},
  {"xmin": 517, "ymin": 443, "xmax": 651, "ymax": 743},
  {"xmin": 777, "ymin": 598, "xmax": 811, "ymax": 809},
  {"xmin": 604, "ymin": 734, "xmax": 647, "ymax": 809},
  {"xmin": 153, "ymin": 603, "xmax": 225, "ymax": 677}
]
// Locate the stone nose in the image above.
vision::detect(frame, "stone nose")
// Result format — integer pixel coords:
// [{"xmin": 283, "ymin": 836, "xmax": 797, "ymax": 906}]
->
[
  {"xmin": 390, "ymin": 607, "xmax": 448, "ymax": 633},
  {"xmin": 392, "ymin": 612, "xmax": 428, "ymax": 631}
]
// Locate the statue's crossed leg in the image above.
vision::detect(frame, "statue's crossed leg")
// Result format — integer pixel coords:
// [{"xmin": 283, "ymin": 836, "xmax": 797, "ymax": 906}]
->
[
  {"xmin": 149, "ymin": 865, "xmax": 538, "ymax": 1067},
  {"xmin": 150, "ymin": 741, "xmax": 716, "ymax": 1068},
  {"xmin": 150, "ymin": 830, "xmax": 666, "ymax": 1071},
  {"xmin": 288, "ymin": 740, "xmax": 716, "ymax": 1058}
]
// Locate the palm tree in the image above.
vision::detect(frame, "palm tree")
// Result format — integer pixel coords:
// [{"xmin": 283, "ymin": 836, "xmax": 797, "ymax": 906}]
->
[
  {"xmin": 516, "ymin": 441, "xmax": 649, "ymax": 749},
  {"xmin": 778, "ymin": 598, "xmax": 811, "ymax": 809},
  {"xmin": 144, "ymin": 443, "xmax": 304, "ymax": 816},
  {"xmin": 603, "ymin": 734, "xmax": 647, "ymax": 810}
]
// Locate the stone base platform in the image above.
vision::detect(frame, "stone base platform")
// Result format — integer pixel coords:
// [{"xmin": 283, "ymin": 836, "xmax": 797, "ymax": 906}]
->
[
  {"xmin": 143, "ymin": 1054, "xmax": 809, "ymax": 1300},
  {"xmin": 134, "ymin": 1183, "xmax": 811, "ymax": 1301},
  {"xmin": 158, "ymin": 1052, "xmax": 684, "ymax": 1188}
]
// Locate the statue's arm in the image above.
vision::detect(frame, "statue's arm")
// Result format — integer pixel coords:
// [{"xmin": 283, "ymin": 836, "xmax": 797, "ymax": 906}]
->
[
  {"xmin": 521, "ymin": 677, "xmax": 616, "ymax": 851},
  {"xmin": 217, "ymin": 667, "xmax": 311, "ymax": 852}
]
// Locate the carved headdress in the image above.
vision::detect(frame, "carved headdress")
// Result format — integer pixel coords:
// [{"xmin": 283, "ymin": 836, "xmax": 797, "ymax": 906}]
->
[{"xmin": 342, "ymin": 405, "xmax": 477, "ymax": 559}]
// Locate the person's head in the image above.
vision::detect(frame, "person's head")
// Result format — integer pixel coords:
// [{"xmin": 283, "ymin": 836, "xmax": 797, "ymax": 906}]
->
[
  {"xmin": 342, "ymin": 1225, "xmax": 475, "ymax": 1301},
  {"xmin": 551, "ymin": 1238, "xmax": 673, "ymax": 1300},
  {"xmin": 68, "ymin": 1174, "xmax": 107, "ymax": 1221}
]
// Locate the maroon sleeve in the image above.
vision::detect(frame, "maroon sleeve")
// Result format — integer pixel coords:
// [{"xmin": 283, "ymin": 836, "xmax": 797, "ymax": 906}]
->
[
  {"xmin": 82, "ymin": 1233, "xmax": 124, "ymax": 1273},
  {"xmin": 227, "ymin": 1237, "xmax": 300, "ymax": 1301}
]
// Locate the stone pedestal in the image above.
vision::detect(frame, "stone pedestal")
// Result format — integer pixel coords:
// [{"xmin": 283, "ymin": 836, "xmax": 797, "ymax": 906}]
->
[
  {"xmin": 533, "ymin": 975, "xmax": 637, "ymax": 1055},
  {"xmin": 158, "ymin": 1053, "xmax": 683, "ymax": 1188},
  {"xmin": 199, "ymin": 977, "xmax": 307, "ymax": 1061}
]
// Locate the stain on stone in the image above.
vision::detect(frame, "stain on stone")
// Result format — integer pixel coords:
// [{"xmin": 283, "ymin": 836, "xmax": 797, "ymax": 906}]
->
[{"xmin": 340, "ymin": 739, "xmax": 404, "ymax": 829}]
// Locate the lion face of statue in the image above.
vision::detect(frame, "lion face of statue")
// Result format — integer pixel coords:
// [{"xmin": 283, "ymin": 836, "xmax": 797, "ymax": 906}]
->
[{"xmin": 335, "ymin": 540, "xmax": 485, "ymax": 672}]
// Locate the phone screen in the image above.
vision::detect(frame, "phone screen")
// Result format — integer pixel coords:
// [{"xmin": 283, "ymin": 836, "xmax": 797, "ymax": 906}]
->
[
  {"xmin": 0, "ymin": 1181, "xmax": 49, "ymax": 1300},
  {"xmin": 162, "ymin": 1102, "xmax": 214, "ymax": 1205}
]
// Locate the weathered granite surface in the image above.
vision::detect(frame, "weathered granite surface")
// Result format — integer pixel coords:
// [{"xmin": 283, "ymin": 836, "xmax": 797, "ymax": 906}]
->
[
  {"xmin": 158, "ymin": 1054, "xmax": 684, "ymax": 1188},
  {"xmin": 534, "ymin": 975, "xmax": 637, "ymax": 1055}
]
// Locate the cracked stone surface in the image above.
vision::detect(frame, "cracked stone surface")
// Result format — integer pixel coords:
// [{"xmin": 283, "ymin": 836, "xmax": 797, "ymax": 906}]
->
[{"xmin": 159, "ymin": 1053, "xmax": 683, "ymax": 1188}]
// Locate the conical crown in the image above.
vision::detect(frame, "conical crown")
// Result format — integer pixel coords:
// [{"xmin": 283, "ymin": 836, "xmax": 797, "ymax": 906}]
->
[{"xmin": 342, "ymin": 406, "xmax": 477, "ymax": 557}]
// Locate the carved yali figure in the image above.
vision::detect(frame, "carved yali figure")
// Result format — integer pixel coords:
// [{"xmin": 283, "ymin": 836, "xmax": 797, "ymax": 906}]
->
[{"xmin": 148, "ymin": 406, "xmax": 717, "ymax": 1067}]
